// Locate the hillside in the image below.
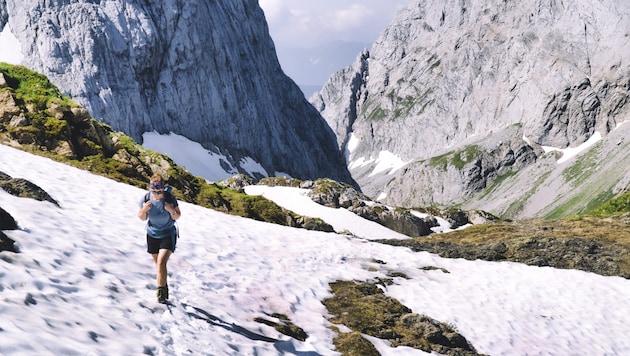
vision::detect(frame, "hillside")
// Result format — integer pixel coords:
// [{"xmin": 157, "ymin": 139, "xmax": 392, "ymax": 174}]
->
[{"xmin": 3, "ymin": 142, "xmax": 630, "ymax": 355}]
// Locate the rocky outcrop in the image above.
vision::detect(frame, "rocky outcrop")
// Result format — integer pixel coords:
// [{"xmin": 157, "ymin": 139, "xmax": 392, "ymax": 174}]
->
[
  {"xmin": 262, "ymin": 177, "xmax": 495, "ymax": 237},
  {"xmin": 0, "ymin": 205, "xmax": 17, "ymax": 253},
  {"xmin": 0, "ymin": 170, "xmax": 55, "ymax": 253},
  {"xmin": 1, "ymin": 0, "xmax": 353, "ymax": 185},
  {"xmin": 382, "ymin": 124, "xmax": 541, "ymax": 207},
  {"xmin": 311, "ymin": 0, "xmax": 630, "ymax": 217},
  {"xmin": 535, "ymin": 77, "xmax": 630, "ymax": 147},
  {"xmin": 0, "ymin": 172, "xmax": 59, "ymax": 207},
  {"xmin": 0, "ymin": 205, "xmax": 16, "ymax": 230}
]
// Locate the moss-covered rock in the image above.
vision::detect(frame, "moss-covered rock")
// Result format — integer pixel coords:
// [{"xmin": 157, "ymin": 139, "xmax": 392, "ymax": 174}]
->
[{"xmin": 323, "ymin": 280, "xmax": 480, "ymax": 355}]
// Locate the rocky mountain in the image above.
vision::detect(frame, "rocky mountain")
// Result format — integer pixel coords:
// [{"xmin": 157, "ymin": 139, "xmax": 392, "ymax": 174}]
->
[
  {"xmin": 311, "ymin": 0, "xmax": 630, "ymax": 219},
  {"xmin": 0, "ymin": 0, "xmax": 353, "ymax": 185}
]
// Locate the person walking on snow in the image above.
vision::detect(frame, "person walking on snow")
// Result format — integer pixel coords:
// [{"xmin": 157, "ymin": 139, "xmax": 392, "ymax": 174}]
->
[{"xmin": 138, "ymin": 173, "xmax": 181, "ymax": 303}]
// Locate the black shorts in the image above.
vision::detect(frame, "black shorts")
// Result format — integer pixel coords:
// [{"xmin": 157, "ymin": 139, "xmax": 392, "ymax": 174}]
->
[{"xmin": 147, "ymin": 233, "xmax": 177, "ymax": 254}]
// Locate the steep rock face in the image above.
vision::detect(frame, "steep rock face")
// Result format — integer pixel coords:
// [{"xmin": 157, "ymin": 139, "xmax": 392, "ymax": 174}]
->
[
  {"xmin": 1, "ymin": 0, "xmax": 353, "ymax": 184},
  {"xmin": 311, "ymin": 0, "xmax": 630, "ymax": 216}
]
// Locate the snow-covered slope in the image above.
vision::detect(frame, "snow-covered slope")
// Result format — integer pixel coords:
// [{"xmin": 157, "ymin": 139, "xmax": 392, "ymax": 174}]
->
[{"xmin": 1, "ymin": 143, "xmax": 630, "ymax": 355}]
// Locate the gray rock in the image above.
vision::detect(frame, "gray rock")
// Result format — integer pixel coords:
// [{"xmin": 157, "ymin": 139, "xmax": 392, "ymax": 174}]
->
[
  {"xmin": 0, "ymin": 206, "xmax": 17, "ymax": 230},
  {"xmin": 311, "ymin": 0, "xmax": 630, "ymax": 217},
  {"xmin": 0, "ymin": 231, "xmax": 17, "ymax": 253},
  {"xmin": 0, "ymin": 178, "xmax": 59, "ymax": 207},
  {"xmin": 2, "ymin": 0, "xmax": 353, "ymax": 185}
]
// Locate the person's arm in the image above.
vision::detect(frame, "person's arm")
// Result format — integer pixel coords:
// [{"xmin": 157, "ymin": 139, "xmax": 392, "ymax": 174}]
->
[
  {"xmin": 165, "ymin": 204, "xmax": 181, "ymax": 220},
  {"xmin": 138, "ymin": 201, "xmax": 152, "ymax": 221}
]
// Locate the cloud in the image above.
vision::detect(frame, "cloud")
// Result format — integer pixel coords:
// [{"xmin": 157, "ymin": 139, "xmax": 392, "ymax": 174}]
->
[
  {"xmin": 259, "ymin": 0, "xmax": 408, "ymax": 48},
  {"xmin": 258, "ymin": 0, "xmax": 289, "ymax": 24},
  {"xmin": 327, "ymin": 4, "xmax": 374, "ymax": 32}
]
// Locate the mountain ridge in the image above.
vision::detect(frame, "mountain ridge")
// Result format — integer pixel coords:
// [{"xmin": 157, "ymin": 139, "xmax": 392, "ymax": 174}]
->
[{"xmin": 311, "ymin": 0, "xmax": 630, "ymax": 218}]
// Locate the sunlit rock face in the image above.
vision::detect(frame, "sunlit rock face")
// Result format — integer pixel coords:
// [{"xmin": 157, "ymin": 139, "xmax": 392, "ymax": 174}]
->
[
  {"xmin": 311, "ymin": 0, "xmax": 630, "ymax": 216},
  {"xmin": 0, "ymin": 0, "xmax": 354, "ymax": 184}
]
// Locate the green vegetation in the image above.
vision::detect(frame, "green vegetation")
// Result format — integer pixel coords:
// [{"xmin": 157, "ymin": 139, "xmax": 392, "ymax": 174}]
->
[
  {"xmin": 0, "ymin": 63, "xmax": 74, "ymax": 109},
  {"xmin": 429, "ymin": 145, "xmax": 481, "ymax": 171},
  {"xmin": 477, "ymin": 170, "xmax": 517, "ymax": 200},
  {"xmin": 389, "ymin": 88, "xmax": 434, "ymax": 120},
  {"xmin": 502, "ymin": 171, "xmax": 551, "ymax": 218},
  {"xmin": 561, "ymin": 142, "xmax": 601, "ymax": 185},
  {"xmin": 544, "ymin": 188, "xmax": 615, "ymax": 220},
  {"xmin": 310, "ymin": 178, "xmax": 354, "ymax": 196},
  {"xmin": 589, "ymin": 191, "xmax": 630, "ymax": 217},
  {"xmin": 323, "ymin": 280, "xmax": 479, "ymax": 355},
  {"xmin": 0, "ymin": 63, "xmax": 315, "ymax": 227},
  {"xmin": 380, "ymin": 217, "xmax": 630, "ymax": 278},
  {"xmin": 366, "ymin": 106, "xmax": 387, "ymax": 122}
]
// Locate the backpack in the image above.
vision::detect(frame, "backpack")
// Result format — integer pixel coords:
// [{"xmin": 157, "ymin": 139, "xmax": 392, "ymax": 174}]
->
[
  {"xmin": 144, "ymin": 185, "xmax": 175, "ymax": 204},
  {"xmin": 144, "ymin": 186, "xmax": 180, "ymax": 241}
]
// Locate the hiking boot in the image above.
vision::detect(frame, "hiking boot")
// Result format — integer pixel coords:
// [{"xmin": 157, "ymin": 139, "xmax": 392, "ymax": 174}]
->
[{"xmin": 157, "ymin": 285, "xmax": 169, "ymax": 303}]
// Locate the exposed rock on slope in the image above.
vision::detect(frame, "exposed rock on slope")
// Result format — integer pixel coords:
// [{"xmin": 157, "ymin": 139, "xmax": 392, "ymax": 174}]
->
[
  {"xmin": 311, "ymin": 0, "xmax": 630, "ymax": 218},
  {"xmin": 0, "ymin": 0, "xmax": 353, "ymax": 185}
]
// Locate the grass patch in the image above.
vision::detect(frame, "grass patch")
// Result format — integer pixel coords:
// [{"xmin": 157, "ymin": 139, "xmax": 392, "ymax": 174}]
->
[
  {"xmin": 379, "ymin": 217, "xmax": 630, "ymax": 278},
  {"xmin": 502, "ymin": 171, "xmax": 551, "ymax": 218},
  {"xmin": 0, "ymin": 63, "xmax": 74, "ymax": 109},
  {"xmin": 429, "ymin": 145, "xmax": 481, "ymax": 171},
  {"xmin": 590, "ymin": 192, "xmax": 630, "ymax": 217},
  {"xmin": 477, "ymin": 170, "xmax": 517, "ymax": 200},
  {"xmin": 366, "ymin": 106, "xmax": 387, "ymax": 122},
  {"xmin": 323, "ymin": 280, "xmax": 479, "ymax": 355},
  {"xmin": 561, "ymin": 142, "xmax": 601, "ymax": 185},
  {"xmin": 544, "ymin": 188, "xmax": 615, "ymax": 220}
]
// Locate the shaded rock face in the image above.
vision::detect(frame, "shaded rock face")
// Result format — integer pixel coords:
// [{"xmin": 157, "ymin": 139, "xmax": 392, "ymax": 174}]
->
[
  {"xmin": 0, "ymin": 172, "xmax": 59, "ymax": 207},
  {"xmin": 1, "ymin": 0, "xmax": 354, "ymax": 185},
  {"xmin": 311, "ymin": 0, "xmax": 630, "ymax": 214},
  {"xmin": 0, "ymin": 206, "xmax": 17, "ymax": 230},
  {"xmin": 0, "ymin": 205, "xmax": 17, "ymax": 253}
]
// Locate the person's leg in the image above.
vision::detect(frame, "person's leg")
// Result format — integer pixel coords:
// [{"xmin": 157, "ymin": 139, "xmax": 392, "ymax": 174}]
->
[
  {"xmin": 155, "ymin": 249, "xmax": 171, "ymax": 302},
  {"xmin": 156, "ymin": 248, "xmax": 172, "ymax": 287}
]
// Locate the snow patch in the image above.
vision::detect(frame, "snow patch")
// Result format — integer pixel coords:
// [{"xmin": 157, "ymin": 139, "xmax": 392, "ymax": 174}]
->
[
  {"xmin": 244, "ymin": 185, "xmax": 409, "ymax": 240},
  {"xmin": 142, "ymin": 131, "xmax": 237, "ymax": 182},
  {"xmin": 0, "ymin": 25, "xmax": 23, "ymax": 64},
  {"xmin": 349, "ymin": 149, "xmax": 409, "ymax": 176},
  {"xmin": 369, "ymin": 150, "xmax": 410, "ymax": 176},
  {"xmin": 540, "ymin": 131, "xmax": 602, "ymax": 164},
  {"xmin": 240, "ymin": 157, "xmax": 269, "ymax": 178},
  {"xmin": 347, "ymin": 132, "xmax": 360, "ymax": 153}
]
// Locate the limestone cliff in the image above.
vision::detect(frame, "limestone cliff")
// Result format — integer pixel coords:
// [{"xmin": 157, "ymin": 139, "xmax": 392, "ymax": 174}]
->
[
  {"xmin": 0, "ymin": 0, "xmax": 354, "ymax": 184},
  {"xmin": 311, "ymin": 0, "xmax": 630, "ymax": 218}
]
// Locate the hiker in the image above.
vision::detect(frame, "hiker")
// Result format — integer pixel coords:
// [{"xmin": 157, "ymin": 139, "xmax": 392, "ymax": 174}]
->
[{"xmin": 137, "ymin": 173, "xmax": 181, "ymax": 303}]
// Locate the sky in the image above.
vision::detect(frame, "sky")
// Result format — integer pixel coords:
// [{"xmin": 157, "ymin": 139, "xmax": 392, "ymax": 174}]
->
[
  {"xmin": 258, "ymin": 0, "xmax": 408, "ymax": 49},
  {"xmin": 258, "ymin": 0, "xmax": 409, "ymax": 90},
  {"xmin": 2, "ymin": 141, "xmax": 630, "ymax": 355}
]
